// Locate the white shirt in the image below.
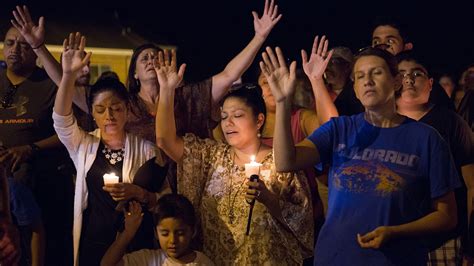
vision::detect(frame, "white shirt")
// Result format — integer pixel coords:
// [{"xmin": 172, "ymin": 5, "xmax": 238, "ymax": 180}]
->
[
  {"xmin": 123, "ymin": 249, "xmax": 215, "ymax": 266},
  {"xmin": 53, "ymin": 112, "xmax": 158, "ymax": 266}
]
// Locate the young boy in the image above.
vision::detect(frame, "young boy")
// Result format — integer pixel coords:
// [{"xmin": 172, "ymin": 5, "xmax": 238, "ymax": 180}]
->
[{"xmin": 101, "ymin": 194, "xmax": 214, "ymax": 266}]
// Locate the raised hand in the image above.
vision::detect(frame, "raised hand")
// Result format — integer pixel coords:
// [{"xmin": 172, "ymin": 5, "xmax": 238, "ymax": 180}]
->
[
  {"xmin": 153, "ymin": 49, "xmax": 186, "ymax": 92},
  {"xmin": 301, "ymin": 35, "xmax": 334, "ymax": 81},
  {"xmin": 123, "ymin": 201, "xmax": 144, "ymax": 238},
  {"xmin": 11, "ymin": 5, "xmax": 45, "ymax": 49},
  {"xmin": 253, "ymin": 0, "xmax": 282, "ymax": 39},
  {"xmin": 61, "ymin": 32, "xmax": 91, "ymax": 75},
  {"xmin": 259, "ymin": 47, "xmax": 297, "ymax": 102}
]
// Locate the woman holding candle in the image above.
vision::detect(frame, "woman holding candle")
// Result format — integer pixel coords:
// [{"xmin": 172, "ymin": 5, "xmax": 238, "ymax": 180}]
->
[
  {"xmin": 53, "ymin": 33, "xmax": 168, "ymax": 266},
  {"xmin": 155, "ymin": 49, "xmax": 313, "ymax": 265}
]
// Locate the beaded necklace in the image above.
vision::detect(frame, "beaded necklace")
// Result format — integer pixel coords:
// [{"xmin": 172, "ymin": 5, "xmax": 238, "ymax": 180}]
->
[{"xmin": 102, "ymin": 145, "xmax": 125, "ymax": 165}]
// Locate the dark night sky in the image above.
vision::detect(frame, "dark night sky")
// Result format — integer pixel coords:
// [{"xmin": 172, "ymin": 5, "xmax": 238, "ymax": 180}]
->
[{"xmin": 3, "ymin": 0, "xmax": 474, "ymax": 83}]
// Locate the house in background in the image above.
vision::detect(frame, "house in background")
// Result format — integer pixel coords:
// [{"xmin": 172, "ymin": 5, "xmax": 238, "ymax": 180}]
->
[{"xmin": 0, "ymin": 12, "xmax": 174, "ymax": 84}]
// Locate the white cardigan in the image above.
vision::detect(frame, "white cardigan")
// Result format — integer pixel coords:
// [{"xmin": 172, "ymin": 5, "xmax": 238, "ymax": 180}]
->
[{"xmin": 53, "ymin": 112, "xmax": 157, "ymax": 266}]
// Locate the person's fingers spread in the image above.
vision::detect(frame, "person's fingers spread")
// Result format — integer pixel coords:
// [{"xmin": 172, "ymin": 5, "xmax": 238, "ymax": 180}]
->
[
  {"xmin": 15, "ymin": 6, "xmax": 26, "ymax": 25},
  {"xmin": 275, "ymin": 47, "xmax": 287, "ymax": 69},
  {"xmin": 259, "ymin": 61, "xmax": 270, "ymax": 77},
  {"xmin": 261, "ymin": 52, "xmax": 274, "ymax": 73},
  {"xmin": 158, "ymin": 51, "xmax": 164, "ymax": 67},
  {"xmin": 178, "ymin": 64, "xmax": 186, "ymax": 79},
  {"xmin": 311, "ymin": 36, "xmax": 319, "ymax": 54},
  {"xmin": 270, "ymin": 4, "xmax": 278, "ymax": 19},
  {"xmin": 22, "ymin": 5, "xmax": 34, "ymax": 23},
  {"xmin": 164, "ymin": 50, "xmax": 170, "ymax": 66},
  {"xmin": 273, "ymin": 14, "xmax": 282, "ymax": 24},
  {"xmin": 171, "ymin": 49, "xmax": 177, "ymax": 67},
  {"xmin": 322, "ymin": 40, "xmax": 329, "ymax": 57},
  {"xmin": 68, "ymin": 33, "xmax": 74, "ymax": 49},
  {"xmin": 79, "ymin": 36, "xmax": 86, "ymax": 51},
  {"xmin": 38, "ymin": 16, "xmax": 45, "ymax": 29},
  {"xmin": 62, "ymin": 38, "xmax": 68, "ymax": 51},
  {"xmin": 12, "ymin": 11, "xmax": 25, "ymax": 27},
  {"xmin": 266, "ymin": 47, "xmax": 280, "ymax": 69},
  {"xmin": 10, "ymin": 19, "xmax": 21, "ymax": 31},
  {"xmin": 289, "ymin": 61, "xmax": 297, "ymax": 80},
  {"xmin": 82, "ymin": 52, "xmax": 92, "ymax": 65},
  {"xmin": 263, "ymin": 0, "xmax": 269, "ymax": 15},
  {"xmin": 74, "ymin": 32, "xmax": 81, "ymax": 50},
  {"xmin": 317, "ymin": 35, "xmax": 326, "ymax": 55}
]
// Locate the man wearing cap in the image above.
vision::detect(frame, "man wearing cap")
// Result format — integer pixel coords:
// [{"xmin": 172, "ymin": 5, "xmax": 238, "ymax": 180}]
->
[{"xmin": 396, "ymin": 50, "xmax": 474, "ymax": 266}]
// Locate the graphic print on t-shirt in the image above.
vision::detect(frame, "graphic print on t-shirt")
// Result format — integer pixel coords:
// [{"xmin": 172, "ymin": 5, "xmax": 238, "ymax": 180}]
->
[
  {"xmin": 3, "ymin": 95, "xmax": 29, "ymax": 117},
  {"xmin": 333, "ymin": 160, "xmax": 405, "ymax": 196}
]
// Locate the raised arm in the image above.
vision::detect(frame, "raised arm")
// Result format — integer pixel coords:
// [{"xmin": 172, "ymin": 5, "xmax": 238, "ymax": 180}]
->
[
  {"xmin": 101, "ymin": 202, "xmax": 143, "ymax": 266},
  {"xmin": 260, "ymin": 47, "xmax": 320, "ymax": 172},
  {"xmin": 12, "ymin": 6, "xmax": 90, "ymax": 113},
  {"xmin": 11, "ymin": 6, "xmax": 61, "ymax": 85},
  {"xmin": 301, "ymin": 35, "xmax": 339, "ymax": 125},
  {"xmin": 211, "ymin": 0, "xmax": 282, "ymax": 103},
  {"xmin": 155, "ymin": 50, "xmax": 186, "ymax": 162},
  {"xmin": 53, "ymin": 33, "xmax": 91, "ymax": 116}
]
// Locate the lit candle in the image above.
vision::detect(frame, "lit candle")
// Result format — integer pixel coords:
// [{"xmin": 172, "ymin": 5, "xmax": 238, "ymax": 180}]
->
[
  {"xmin": 244, "ymin": 155, "xmax": 262, "ymax": 178},
  {"xmin": 103, "ymin": 172, "xmax": 119, "ymax": 185}
]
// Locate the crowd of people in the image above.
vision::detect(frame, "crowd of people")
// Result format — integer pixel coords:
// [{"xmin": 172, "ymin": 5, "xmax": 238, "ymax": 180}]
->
[{"xmin": 0, "ymin": 1, "xmax": 473, "ymax": 266}]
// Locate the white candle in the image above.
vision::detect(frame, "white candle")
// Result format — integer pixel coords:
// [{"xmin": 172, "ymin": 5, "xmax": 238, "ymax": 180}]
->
[
  {"xmin": 103, "ymin": 172, "xmax": 119, "ymax": 185},
  {"xmin": 244, "ymin": 155, "xmax": 262, "ymax": 178}
]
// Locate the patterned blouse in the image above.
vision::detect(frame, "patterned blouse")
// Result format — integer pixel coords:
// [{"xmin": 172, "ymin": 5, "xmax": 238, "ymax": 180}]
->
[
  {"xmin": 126, "ymin": 79, "xmax": 218, "ymax": 192},
  {"xmin": 178, "ymin": 133, "xmax": 314, "ymax": 265}
]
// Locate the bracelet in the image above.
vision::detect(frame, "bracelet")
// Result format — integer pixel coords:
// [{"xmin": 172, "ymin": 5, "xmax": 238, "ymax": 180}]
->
[{"xmin": 31, "ymin": 42, "xmax": 45, "ymax": 50}]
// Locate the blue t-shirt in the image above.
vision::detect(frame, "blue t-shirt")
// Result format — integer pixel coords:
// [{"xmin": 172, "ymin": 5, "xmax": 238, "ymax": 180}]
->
[{"xmin": 308, "ymin": 113, "xmax": 460, "ymax": 266}]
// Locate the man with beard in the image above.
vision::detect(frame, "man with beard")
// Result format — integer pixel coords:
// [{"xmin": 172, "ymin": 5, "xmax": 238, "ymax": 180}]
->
[{"xmin": 0, "ymin": 25, "xmax": 66, "ymax": 266}]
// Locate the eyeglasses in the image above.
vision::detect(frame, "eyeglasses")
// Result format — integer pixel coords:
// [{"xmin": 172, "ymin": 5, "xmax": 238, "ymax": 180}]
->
[
  {"xmin": 1, "ymin": 85, "xmax": 17, "ymax": 109},
  {"xmin": 357, "ymin": 44, "xmax": 391, "ymax": 53},
  {"xmin": 401, "ymin": 70, "xmax": 428, "ymax": 80}
]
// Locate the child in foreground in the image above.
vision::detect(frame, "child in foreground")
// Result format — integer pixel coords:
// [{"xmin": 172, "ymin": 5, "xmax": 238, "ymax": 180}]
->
[{"xmin": 101, "ymin": 194, "xmax": 214, "ymax": 266}]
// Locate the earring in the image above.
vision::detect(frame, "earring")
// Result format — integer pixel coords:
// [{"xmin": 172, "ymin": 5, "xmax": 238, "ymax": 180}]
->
[{"xmin": 257, "ymin": 132, "xmax": 262, "ymax": 138}]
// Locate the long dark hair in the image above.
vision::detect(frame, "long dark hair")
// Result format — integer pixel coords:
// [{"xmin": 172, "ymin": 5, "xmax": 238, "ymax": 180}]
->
[
  {"xmin": 220, "ymin": 83, "xmax": 266, "ymax": 132},
  {"xmin": 126, "ymin": 43, "xmax": 163, "ymax": 117},
  {"xmin": 88, "ymin": 77, "xmax": 129, "ymax": 114},
  {"xmin": 126, "ymin": 43, "xmax": 163, "ymax": 96}
]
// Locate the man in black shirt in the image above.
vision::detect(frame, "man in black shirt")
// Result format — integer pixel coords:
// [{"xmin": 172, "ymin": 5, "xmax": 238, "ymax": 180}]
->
[
  {"xmin": 1, "ymin": 25, "xmax": 73, "ymax": 266},
  {"xmin": 396, "ymin": 50, "xmax": 474, "ymax": 265}
]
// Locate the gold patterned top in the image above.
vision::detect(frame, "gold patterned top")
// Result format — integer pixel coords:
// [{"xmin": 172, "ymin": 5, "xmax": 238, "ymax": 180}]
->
[{"xmin": 177, "ymin": 133, "xmax": 314, "ymax": 265}]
